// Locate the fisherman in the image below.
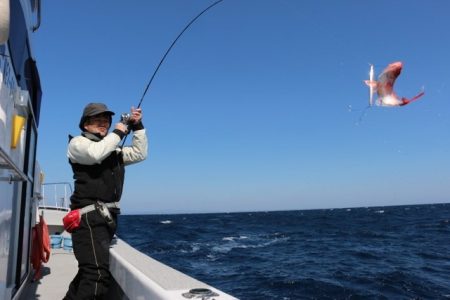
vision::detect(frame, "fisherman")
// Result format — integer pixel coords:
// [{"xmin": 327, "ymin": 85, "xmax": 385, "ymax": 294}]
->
[{"xmin": 64, "ymin": 103, "xmax": 147, "ymax": 299}]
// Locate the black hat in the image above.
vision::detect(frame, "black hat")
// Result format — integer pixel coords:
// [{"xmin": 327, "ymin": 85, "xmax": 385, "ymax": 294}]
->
[{"xmin": 79, "ymin": 103, "xmax": 115, "ymax": 131}]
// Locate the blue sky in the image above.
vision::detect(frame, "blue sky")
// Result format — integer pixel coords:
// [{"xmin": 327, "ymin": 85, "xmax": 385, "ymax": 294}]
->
[{"xmin": 34, "ymin": 1, "xmax": 450, "ymax": 214}]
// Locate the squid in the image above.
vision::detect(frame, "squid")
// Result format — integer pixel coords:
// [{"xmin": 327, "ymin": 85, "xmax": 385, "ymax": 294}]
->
[{"xmin": 364, "ymin": 61, "xmax": 424, "ymax": 107}]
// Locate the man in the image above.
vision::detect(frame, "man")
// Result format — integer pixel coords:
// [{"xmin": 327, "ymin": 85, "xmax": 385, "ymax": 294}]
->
[{"xmin": 64, "ymin": 103, "xmax": 147, "ymax": 299}]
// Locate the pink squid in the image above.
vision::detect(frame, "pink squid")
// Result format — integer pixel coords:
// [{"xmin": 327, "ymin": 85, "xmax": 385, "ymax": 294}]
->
[{"xmin": 364, "ymin": 61, "xmax": 424, "ymax": 107}]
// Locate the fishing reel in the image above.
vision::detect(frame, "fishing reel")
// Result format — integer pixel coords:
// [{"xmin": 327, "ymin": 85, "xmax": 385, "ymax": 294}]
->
[{"xmin": 120, "ymin": 113, "xmax": 132, "ymax": 125}]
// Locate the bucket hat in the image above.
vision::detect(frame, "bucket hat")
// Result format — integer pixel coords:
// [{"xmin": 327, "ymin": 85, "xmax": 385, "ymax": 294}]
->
[{"xmin": 79, "ymin": 103, "xmax": 115, "ymax": 130}]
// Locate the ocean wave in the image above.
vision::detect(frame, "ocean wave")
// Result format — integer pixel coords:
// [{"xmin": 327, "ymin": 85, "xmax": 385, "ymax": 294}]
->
[
  {"xmin": 179, "ymin": 243, "xmax": 201, "ymax": 254},
  {"xmin": 417, "ymin": 251, "xmax": 450, "ymax": 260},
  {"xmin": 211, "ymin": 234, "xmax": 290, "ymax": 254},
  {"xmin": 222, "ymin": 235, "xmax": 248, "ymax": 241},
  {"xmin": 348, "ymin": 249, "xmax": 381, "ymax": 260},
  {"xmin": 118, "ymin": 203, "xmax": 450, "ymax": 299}
]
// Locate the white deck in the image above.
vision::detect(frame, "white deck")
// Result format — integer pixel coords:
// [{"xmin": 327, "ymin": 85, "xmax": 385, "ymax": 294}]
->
[
  {"xmin": 18, "ymin": 248, "xmax": 77, "ymax": 300},
  {"xmin": 18, "ymin": 238, "xmax": 237, "ymax": 300}
]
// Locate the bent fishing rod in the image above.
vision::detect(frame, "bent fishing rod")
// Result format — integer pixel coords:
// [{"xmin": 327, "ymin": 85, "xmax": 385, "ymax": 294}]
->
[{"xmin": 121, "ymin": 0, "xmax": 225, "ymax": 146}]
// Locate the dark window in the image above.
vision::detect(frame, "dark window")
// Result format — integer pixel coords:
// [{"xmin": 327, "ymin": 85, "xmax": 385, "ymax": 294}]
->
[{"xmin": 8, "ymin": 1, "xmax": 42, "ymax": 126}]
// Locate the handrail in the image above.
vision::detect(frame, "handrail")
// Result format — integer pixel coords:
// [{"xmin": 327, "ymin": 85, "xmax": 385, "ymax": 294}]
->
[
  {"xmin": 0, "ymin": 144, "xmax": 27, "ymax": 182},
  {"xmin": 41, "ymin": 182, "xmax": 73, "ymax": 209},
  {"xmin": 42, "ymin": 182, "xmax": 73, "ymax": 194}
]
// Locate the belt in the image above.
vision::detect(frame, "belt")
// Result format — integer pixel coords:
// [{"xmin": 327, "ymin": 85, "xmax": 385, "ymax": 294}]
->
[{"xmin": 79, "ymin": 201, "xmax": 120, "ymax": 215}]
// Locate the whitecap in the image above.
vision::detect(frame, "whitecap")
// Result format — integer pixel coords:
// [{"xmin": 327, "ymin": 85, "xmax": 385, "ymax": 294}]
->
[
  {"xmin": 206, "ymin": 254, "xmax": 217, "ymax": 260},
  {"xmin": 212, "ymin": 244, "xmax": 235, "ymax": 253},
  {"xmin": 160, "ymin": 220, "xmax": 172, "ymax": 224},
  {"xmin": 222, "ymin": 235, "xmax": 248, "ymax": 241},
  {"xmin": 213, "ymin": 234, "xmax": 290, "ymax": 254}
]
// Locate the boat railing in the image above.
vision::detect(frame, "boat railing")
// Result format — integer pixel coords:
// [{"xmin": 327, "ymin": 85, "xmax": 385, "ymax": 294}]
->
[{"xmin": 40, "ymin": 182, "xmax": 72, "ymax": 211}]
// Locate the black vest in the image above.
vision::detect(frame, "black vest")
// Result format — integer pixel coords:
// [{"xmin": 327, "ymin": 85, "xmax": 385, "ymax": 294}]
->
[{"xmin": 69, "ymin": 133, "xmax": 125, "ymax": 209}]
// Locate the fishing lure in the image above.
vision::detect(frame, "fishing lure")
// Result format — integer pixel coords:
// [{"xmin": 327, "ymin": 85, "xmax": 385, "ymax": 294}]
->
[{"xmin": 364, "ymin": 61, "xmax": 424, "ymax": 107}]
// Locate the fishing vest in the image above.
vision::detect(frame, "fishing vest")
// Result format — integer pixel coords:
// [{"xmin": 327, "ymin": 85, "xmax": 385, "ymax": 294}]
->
[{"xmin": 69, "ymin": 132, "xmax": 125, "ymax": 210}]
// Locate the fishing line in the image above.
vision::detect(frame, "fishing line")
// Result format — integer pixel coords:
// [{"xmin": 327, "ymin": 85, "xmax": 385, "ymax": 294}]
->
[
  {"xmin": 355, "ymin": 105, "xmax": 371, "ymax": 125},
  {"xmin": 121, "ymin": 0, "xmax": 225, "ymax": 145},
  {"xmin": 348, "ymin": 104, "xmax": 372, "ymax": 125}
]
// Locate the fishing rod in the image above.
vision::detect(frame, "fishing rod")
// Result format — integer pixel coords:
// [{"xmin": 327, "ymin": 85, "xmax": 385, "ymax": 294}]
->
[{"xmin": 121, "ymin": 0, "xmax": 225, "ymax": 145}]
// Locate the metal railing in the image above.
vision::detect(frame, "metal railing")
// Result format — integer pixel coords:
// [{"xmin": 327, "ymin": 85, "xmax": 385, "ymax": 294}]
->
[{"xmin": 41, "ymin": 182, "xmax": 72, "ymax": 211}]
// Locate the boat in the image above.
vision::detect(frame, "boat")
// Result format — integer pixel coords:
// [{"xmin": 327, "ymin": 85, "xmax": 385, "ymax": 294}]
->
[{"xmin": 0, "ymin": 1, "xmax": 237, "ymax": 299}]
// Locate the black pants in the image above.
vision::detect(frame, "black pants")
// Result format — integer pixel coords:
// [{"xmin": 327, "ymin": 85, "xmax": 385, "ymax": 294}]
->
[{"xmin": 64, "ymin": 210, "xmax": 116, "ymax": 300}]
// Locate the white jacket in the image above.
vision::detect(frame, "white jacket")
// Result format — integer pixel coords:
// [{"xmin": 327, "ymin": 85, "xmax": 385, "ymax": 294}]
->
[{"xmin": 68, "ymin": 129, "xmax": 148, "ymax": 166}]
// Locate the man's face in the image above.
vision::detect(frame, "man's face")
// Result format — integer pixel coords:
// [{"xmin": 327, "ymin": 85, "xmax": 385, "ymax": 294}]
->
[{"xmin": 84, "ymin": 113, "xmax": 111, "ymax": 137}]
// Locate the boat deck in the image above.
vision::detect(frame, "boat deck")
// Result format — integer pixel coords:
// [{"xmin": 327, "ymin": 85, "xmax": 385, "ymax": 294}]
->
[
  {"xmin": 18, "ymin": 238, "xmax": 237, "ymax": 300},
  {"xmin": 19, "ymin": 248, "xmax": 77, "ymax": 299}
]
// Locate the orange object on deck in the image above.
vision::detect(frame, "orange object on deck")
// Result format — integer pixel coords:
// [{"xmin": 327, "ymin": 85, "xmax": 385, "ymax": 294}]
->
[{"xmin": 31, "ymin": 215, "xmax": 51, "ymax": 280}]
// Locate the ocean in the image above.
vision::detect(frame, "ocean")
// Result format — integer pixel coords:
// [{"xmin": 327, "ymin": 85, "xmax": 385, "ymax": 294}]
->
[{"xmin": 117, "ymin": 203, "xmax": 450, "ymax": 299}]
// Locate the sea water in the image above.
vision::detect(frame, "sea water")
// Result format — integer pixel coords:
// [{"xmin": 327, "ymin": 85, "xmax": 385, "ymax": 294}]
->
[{"xmin": 117, "ymin": 203, "xmax": 450, "ymax": 299}]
